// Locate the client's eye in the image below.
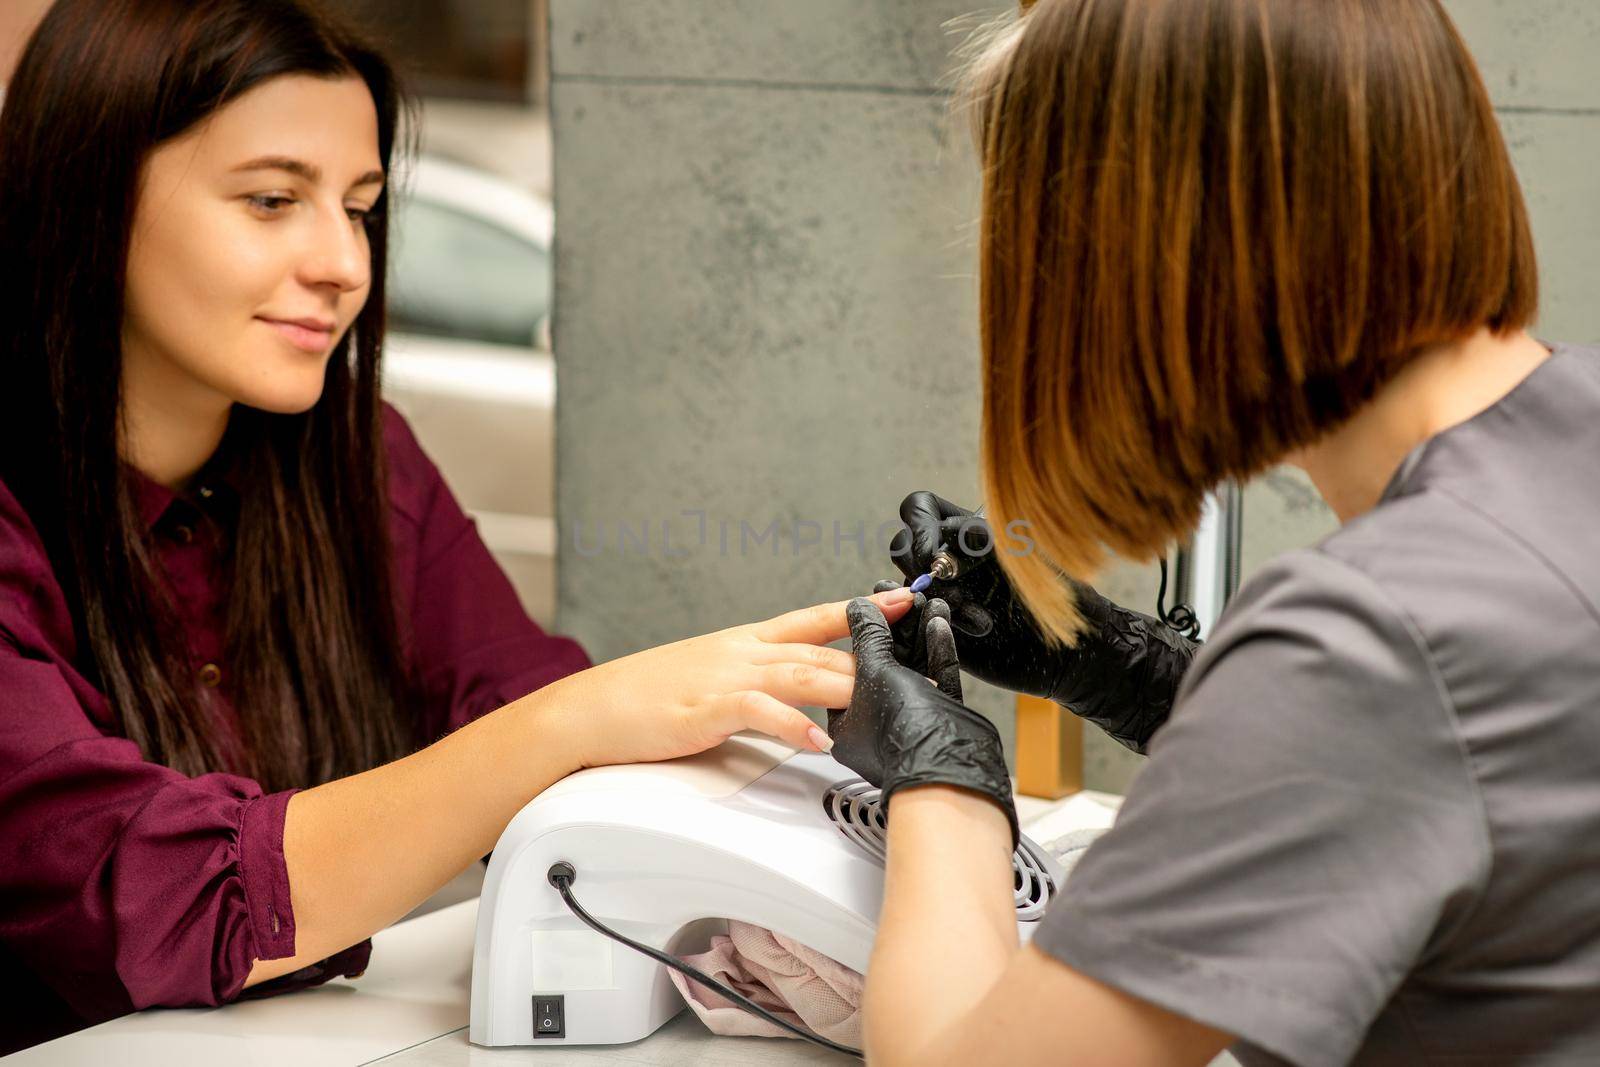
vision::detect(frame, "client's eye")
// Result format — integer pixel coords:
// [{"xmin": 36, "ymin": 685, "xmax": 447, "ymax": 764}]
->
[{"xmin": 247, "ymin": 194, "xmax": 296, "ymax": 215}]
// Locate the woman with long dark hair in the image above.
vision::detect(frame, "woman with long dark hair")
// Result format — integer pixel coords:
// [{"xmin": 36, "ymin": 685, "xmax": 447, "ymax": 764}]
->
[
  {"xmin": 0, "ymin": 0, "xmax": 907, "ymax": 1051},
  {"xmin": 829, "ymin": 0, "xmax": 1600, "ymax": 1064}
]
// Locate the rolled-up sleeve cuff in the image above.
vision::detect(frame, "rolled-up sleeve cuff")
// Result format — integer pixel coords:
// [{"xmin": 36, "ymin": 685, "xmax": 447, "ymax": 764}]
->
[
  {"xmin": 234, "ymin": 939, "xmax": 374, "ymax": 1002},
  {"xmin": 229, "ymin": 788, "xmax": 375, "ymax": 1003},
  {"xmin": 238, "ymin": 789, "xmax": 300, "ymax": 962}
]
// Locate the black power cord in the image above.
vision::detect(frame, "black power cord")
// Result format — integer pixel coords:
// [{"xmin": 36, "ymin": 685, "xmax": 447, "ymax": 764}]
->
[
  {"xmin": 1156, "ymin": 556, "xmax": 1202, "ymax": 640},
  {"xmin": 546, "ymin": 861, "xmax": 864, "ymax": 1060}
]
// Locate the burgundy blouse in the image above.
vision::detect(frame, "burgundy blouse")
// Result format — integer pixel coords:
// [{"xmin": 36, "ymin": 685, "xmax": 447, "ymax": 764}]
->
[{"xmin": 0, "ymin": 405, "xmax": 590, "ymax": 1053}]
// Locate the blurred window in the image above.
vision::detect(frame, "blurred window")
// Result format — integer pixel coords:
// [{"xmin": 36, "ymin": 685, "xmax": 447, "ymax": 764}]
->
[{"xmin": 388, "ymin": 198, "xmax": 549, "ymax": 348}]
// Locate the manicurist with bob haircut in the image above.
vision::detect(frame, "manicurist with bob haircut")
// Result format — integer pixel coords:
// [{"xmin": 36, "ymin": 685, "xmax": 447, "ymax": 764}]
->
[
  {"xmin": 827, "ymin": 0, "xmax": 1600, "ymax": 1064},
  {"xmin": 0, "ymin": 0, "xmax": 917, "ymax": 1052}
]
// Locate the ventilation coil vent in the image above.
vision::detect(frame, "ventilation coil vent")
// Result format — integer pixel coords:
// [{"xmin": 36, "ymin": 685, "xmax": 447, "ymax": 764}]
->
[{"xmin": 822, "ymin": 779, "xmax": 1055, "ymax": 921}]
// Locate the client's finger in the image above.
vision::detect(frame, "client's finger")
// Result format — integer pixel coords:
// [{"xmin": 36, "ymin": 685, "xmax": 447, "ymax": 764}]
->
[
  {"xmin": 707, "ymin": 691, "xmax": 831, "ymax": 752},
  {"xmin": 749, "ymin": 643, "xmax": 856, "ymax": 676},
  {"xmin": 752, "ymin": 588, "xmax": 913, "ymax": 646},
  {"xmin": 757, "ymin": 661, "xmax": 855, "ymax": 710}
]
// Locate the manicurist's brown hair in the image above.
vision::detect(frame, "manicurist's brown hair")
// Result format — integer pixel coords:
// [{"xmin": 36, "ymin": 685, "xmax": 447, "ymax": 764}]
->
[{"xmin": 965, "ymin": 0, "xmax": 1537, "ymax": 643}]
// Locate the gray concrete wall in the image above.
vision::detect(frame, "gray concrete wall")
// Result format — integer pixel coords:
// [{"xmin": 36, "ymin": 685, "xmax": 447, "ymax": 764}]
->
[
  {"xmin": 1453, "ymin": 0, "xmax": 1600, "ymax": 346},
  {"xmin": 550, "ymin": 1, "xmax": 1600, "ymax": 791},
  {"xmin": 549, "ymin": 0, "xmax": 1019, "ymax": 753}
]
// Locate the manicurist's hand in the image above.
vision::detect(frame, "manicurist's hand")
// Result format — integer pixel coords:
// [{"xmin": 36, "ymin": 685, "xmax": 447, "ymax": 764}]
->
[
  {"xmin": 886, "ymin": 491, "xmax": 1069, "ymax": 695},
  {"xmin": 828, "ymin": 597, "xmax": 1020, "ymax": 848},
  {"xmin": 533, "ymin": 587, "xmax": 914, "ymax": 770},
  {"xmin": 887, "ymin": 490, "xmax": 1200, "ymax": 754}
]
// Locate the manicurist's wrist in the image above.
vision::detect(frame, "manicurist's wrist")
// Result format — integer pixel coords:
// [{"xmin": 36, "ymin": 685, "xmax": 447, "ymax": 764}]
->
[{"xmin": 890, "ymin": 783, "xmax": 1016, "ymax": 855}]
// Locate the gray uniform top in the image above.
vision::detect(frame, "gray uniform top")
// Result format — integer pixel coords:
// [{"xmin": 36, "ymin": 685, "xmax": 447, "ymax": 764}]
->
[{"xmin": 1032, "ymin": 341, "xmax": 1600, "ymax": 1066}]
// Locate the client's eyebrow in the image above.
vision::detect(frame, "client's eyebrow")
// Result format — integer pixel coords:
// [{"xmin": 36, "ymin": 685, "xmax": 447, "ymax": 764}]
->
[{"xmin": 231, "ymin": 155, "xmax": 385, "ymax": 189}]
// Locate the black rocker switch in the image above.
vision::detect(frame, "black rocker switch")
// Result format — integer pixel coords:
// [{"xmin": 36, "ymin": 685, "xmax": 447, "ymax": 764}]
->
[{"xmin": 533, "ymin": 994, "xmax": 565, "ymax": 1038}]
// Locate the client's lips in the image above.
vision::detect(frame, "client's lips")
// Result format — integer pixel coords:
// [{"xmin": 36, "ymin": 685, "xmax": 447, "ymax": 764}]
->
[{"xmin": 258, "ymin": 316, "xmax": 335, "ymax": 353}]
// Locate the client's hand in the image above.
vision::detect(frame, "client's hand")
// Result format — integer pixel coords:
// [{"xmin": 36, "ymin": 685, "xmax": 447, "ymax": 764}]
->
[
  {"xmin": 828, "ymin": 598, "xmax": 1019, "ymax": 848},
  {"xmin": 539, "ymin": 588, "xmax": 914, "ymax": 770}
]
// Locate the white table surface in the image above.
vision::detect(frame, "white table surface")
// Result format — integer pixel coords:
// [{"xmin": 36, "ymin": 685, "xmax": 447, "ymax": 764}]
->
[{"xmin": 6, "ymin": 791, "xmax": 1132, "ymax": 1066}]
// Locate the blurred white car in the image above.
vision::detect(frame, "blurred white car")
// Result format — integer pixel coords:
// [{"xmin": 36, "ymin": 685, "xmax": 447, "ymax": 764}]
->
[{"xmin": 382, "ymin": 155, "xmax": 557, "ymax": 624}]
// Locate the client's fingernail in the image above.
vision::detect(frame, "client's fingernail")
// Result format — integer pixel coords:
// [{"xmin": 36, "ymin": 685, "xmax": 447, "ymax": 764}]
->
[
  {"xmin": 878, "ymin": 587, "xmax": 914, "ymax": 604},
  {"xmin": 807, "ymin": 725, "xmax": 834, "ymax": 752}
]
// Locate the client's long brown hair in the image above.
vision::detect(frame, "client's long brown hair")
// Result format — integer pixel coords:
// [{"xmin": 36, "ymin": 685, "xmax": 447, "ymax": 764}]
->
[
  {"xmin": 964, "ymin": 0, "xmax": 1537, "ymax": 643},
  {"xmin": 0, "ymin": 0, "xmax": 419, "ymax": 792}
]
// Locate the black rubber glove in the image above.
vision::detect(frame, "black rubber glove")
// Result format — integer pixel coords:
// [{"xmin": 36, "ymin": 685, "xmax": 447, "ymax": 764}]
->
[
  {"xmin": 885, "ymin": 491, "xmax": 1200, "ymax": 755},
  {"xmin": 828, "ymin": 597, "xmax": 1019, "ymax": 850}
]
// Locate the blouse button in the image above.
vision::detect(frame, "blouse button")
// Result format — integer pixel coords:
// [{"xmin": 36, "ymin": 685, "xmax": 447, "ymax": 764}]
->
[
  {"xmin": 198, "ymin": 663, "xmax": 223, "ymax": 688},
  {"xmin": 172, "ymin": 524, "xmax": 194, "ymax": 545}
]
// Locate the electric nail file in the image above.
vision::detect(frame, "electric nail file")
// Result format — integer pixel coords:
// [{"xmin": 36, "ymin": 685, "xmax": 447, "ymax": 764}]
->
[{"xmin": 909, "ymin": 504, "xmax": 986, "ymax": 594}]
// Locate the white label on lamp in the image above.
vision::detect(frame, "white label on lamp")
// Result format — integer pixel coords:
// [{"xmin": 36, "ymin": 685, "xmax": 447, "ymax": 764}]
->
[{"xmin": 531, "ymin": 929, "xmax": 614, "ymax": 990}]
